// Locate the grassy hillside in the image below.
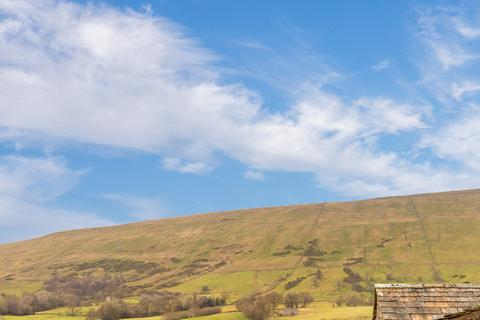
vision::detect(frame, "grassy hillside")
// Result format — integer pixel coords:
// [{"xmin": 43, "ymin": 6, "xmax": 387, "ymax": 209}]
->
[{"xmin": 1, "ymin": 189, "xmax": 480, "ymax": 301}]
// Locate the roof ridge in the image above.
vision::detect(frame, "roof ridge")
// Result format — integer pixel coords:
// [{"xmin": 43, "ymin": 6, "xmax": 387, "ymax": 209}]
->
[{"xmin": 440, "ymin": 305, "xmax": 480, "ymax": 319}]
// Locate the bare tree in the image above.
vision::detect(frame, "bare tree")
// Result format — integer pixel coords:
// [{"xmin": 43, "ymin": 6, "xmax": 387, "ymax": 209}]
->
[
  {"xmin": 164, "ymin": 296, "xmax": 181, "ymax": 320},
  {"xmin": 284, "ymin": 293, "xmax": 300, "ymax": 308},
  {"xmin": 65, "ymin": 294, "xmax": 81, "ymax": 316},
  {"xmin": 264, "ymin": 292, "xmax": 283, "ymax": 312},
  {"xmin": 85, "ymin": 308, "xmax": 96, "ymax": 320},
  {"xmin": 236, "ymin": 294, "xmax": 274, "ymax": 320},
  {"xmin": 298, "ymin": 292, "xmax": 313, "ymax": 308}
]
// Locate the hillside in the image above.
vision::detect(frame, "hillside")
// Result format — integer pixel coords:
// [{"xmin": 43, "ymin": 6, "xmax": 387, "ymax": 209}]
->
[{"xmin": 1, "ymin": 189, "xmax": 480, "ymax": 301}]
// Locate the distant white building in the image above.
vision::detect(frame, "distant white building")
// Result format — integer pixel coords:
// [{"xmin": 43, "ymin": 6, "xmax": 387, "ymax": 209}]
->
[{"xmin": 278, "ymin": 308, "xmax": 299, "ymax": 317}]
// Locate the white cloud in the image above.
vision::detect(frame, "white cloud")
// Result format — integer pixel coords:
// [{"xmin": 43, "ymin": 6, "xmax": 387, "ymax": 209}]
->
[
  {"xmin": 433, "ymin": 45, "xmax": 476, "ymax": 70},
  {"xmin": 413, "ymin": 5, "xmax": 480, "ymax": 104},
  {"xmin": 0, "ymin": 198, "xmax": 113, "ymax": 242},
  {"xmin": 221, "ymin": 91, "xmax": 432, "ymax": 196},
  {"xmin": 0, "ymin": 0, "xmax": 478, "ymax": 202},
  {"xmin": 372, "ymin": 59, "xmax": 391, "ymax": 71},
  {"xmin": 100, "ymin": 193, "xmax": 168, "ymax": 220},
  {"xmin": 354, "ymin": 97, "xmax": 428, "ymax": 134},
  {"xmin": 161, "ymin": 157, "xmax": 213, "ymax": 175},
  {"xmin": 0, "ymin": 155, "xmax": 113, "ymax": 242},
  {"xmin": 0, "ymin": 0, "xmax": 439, "ymax": 197},
  {"xmin": 422, "ymin": 109, "xmax": 480, "ymax": 172},
  {"xmin": 244, "ymin": 169, "xmax": 264, "ymax": 181},
  {"xmin": 413, "ymin": 5, "xmax": 479, "ymax": 75},
  {"xmin": 235, "ymin": 39, "xmax": 271, "ymax": 51},
  {"xmin": 451, "ymin": 81, "xmax": 480, "ymax": 100},
  {"xmin": 410, "ymin": 3, "xmax": 480, "ymax": 182},
  {"xmin": 0, "ymin": 155, "xmax": 84, "ymax": 201},
  {"xmin": 456, "ymin": 23, "xmax": 480, "ymax": 39}
]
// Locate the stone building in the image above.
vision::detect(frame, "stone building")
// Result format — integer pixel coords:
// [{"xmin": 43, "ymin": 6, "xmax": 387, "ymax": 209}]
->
[
  {"xmin": 278, "ymin": 308, "xmax": 299, "ymax": 317},
  {"xmin": 373, "ymin": 284, "xmax": 480, "ymax": 320}
]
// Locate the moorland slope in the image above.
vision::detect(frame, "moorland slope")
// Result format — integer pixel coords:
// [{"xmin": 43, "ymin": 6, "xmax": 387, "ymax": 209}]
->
[{"xmin": 1, "ymin": 189, "xmax": 479, "ymax": 301}]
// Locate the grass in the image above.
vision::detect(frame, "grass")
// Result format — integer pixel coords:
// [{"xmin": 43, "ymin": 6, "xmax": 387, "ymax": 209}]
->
[
  {"xmin": 1, "ymin": 189, "xmax": 480, "ymax": 302},
  {"xmin": 0, "ymin": 281, "xmax": 42, "ymax": 296},
  {"xmin": 1, "ymin": 303, "xmax": 371, "ymax": 320},
  {"xmin": 275, "ymin": 303, "xmax": 372, "ymax": 320},
  {"xmin": 186, "ymin": 303, "xmax": 372, "ymax": 320},
  {"xmin": 124, "ymin": 314, "xmax": 247, "ymax": 320},
  {"xmin": 2, "ymin": 316, "xmax": 83, "ymax": 320},
  {"xmin": 36, "ymin": 307, "xmax": 93, "ymax": 316},
  {"xmin": 187, "ymin": 312, "xmax": 247, "ymax": 320},
  {"xmin": 172, "ymin": 271, "xmax": 257, "ymax": 298},
  {"xmin": 187, "ymin": 302, "xmax": 373, "ymax": 320}
]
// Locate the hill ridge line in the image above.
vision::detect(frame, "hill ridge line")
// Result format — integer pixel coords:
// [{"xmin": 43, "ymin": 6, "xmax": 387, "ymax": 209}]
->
[{"xmin": 2, "ymin": 188, "xmax": 479, "ymax": 246}]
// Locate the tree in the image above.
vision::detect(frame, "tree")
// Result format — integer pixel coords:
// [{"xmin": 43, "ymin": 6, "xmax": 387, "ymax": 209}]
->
[
  {"xmin": 264, "ymin": 292, "xmax": 283, "ymax": 312},
  {"xmin": 0, "ymin": 298, "xmax": 5, "ymax": 315},
  {"xmin": 65, "ymin": 294, "xmax": 81, "ymax": 316},
  {"xmin": 85, "ymin": 308, "xmax": 96, "ymax": 320},
  {"xmin": 163, "ymin": 296, "xmax": 182, "ymax": 320},
  {"xmin": 96, "ymin": 302, "xmax": 120, "ymax": 320},
  {"xmin": 236, "ymin": 295, "xmax": 274, "ymax": 320},
  {"xmin": 313, "ymin": 269, "xmax": 323, "ymax": 287},
  {"xmin": 335, "ymin": 293, "xmax": 372, "ymax": 307},
  {"xmin": 284, "ymin": 293, "xmax": 300, "ymax": 309},
  {"xmin": 298, "ymin": 292, "xmax": 313, "ymax": 308},
  {"xmin": 221, "ymin": 292, "xmax": 230, "ymax": 305},
  {"xmin": 2, "ymin": 295, "xmax": 21, "ymax": 315}
]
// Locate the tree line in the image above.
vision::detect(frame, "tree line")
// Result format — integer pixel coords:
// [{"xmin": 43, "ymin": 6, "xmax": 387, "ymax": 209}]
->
[
  {"xmin": 0, "ymin": 274, "xmax": 129, "ymax": 316},
  {"xmin": 1, "ymin": 274, "xmax": 320, "ymax": 320},
  {"xmin": 236, "ymin": 292, "xmax": 313, "ymax": 320},
  {"xmin": 0, "ymin": 291, "xmax": 66, "ymax": 316},
  {"xmin": 88, "ymin": 293, "xmax": 225, "ymax": 320},
  {"xmin": 0, "ymin": 274, "xmax": 226, "ymax": 319}
]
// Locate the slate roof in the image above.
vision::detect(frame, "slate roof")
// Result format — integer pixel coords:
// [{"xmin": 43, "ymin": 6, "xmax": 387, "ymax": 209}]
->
[
  {"xmin": 439, "ymin": 306, "xmax": 480, "ymax": 319},
  {"xmin": 373, "ymin": 284, "xmax": 480, "ymax": 320}
]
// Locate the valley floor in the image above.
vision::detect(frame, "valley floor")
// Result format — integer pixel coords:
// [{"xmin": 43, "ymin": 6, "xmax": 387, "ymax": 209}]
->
[{"xmin": 1, "ymin": 303, "xmax": 372, "ymax": 320}]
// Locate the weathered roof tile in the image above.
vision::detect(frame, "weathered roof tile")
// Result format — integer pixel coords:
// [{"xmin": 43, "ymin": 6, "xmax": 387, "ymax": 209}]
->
[{"xmin": 373, "ymin": 284, "xmax": 480, "ymax": 320}]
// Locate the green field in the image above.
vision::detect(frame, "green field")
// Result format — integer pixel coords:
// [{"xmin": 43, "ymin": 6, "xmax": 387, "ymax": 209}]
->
[
  {"xmin": 1, "ymin": 303, "xmax": 372, "ymax": 320},
  {"xmin": 1, "ymin": 189, "xmax": 480, "ymax": 304}
]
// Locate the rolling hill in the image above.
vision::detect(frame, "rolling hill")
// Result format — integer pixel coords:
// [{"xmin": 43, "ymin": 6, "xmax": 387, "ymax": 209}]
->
[{"xmin": 1, "ymin": 189, "xmax": 480, "ymax": 302}]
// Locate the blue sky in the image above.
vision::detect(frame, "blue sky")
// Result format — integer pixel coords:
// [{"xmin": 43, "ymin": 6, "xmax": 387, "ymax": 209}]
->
[{"xmin": 0, "ymin": 0, "xmax": 479, "ymax": 242}]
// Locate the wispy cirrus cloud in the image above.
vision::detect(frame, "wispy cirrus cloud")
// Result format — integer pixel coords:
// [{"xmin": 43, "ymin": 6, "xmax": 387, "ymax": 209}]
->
[
  {"xmin": 244, "ymin": 169, "xmax": 264, "ymax": 181},
  {"xmin": 0, "ymin": 156, "xmax": 113, "ymax": 242},
  {"xmin": 451, "ymin": 81, "xmax": 480, "ymax": 101},
  {"xmin": 415, "ymin": 7, "xmax": 478, "ymax": 71},
  {"xmin": 99, "ymin": 193, "xmax": 170, "ymax": 220},
  {"xmin": 422, "ymin": 108, "xmax": 480, "ymax": 172},
  {"xmin": 234, "ymin": 39, "xmax": 271, "ymax": 51},
  {"xmin": 410, "ymin": 2, "xmax": 480, "ymax": 187},
  {"xmin": 413, "ymin": 3, "xmax": 480, "ymax": 101},
  {"xmin": 161, "ymin": 158, "xmax": 213, "ymax": 175},
  {"xmin": 455, "ymin": 21, "xmax": 480, "ymax": 39},
  {"xmin": 372, "ymin": 59, "xmax": 391, "ymax": 71}
]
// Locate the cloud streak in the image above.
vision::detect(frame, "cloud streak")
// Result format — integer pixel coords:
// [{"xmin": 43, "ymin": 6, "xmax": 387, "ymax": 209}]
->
[
  {"xmin": 161, "ymin": 158, "xmax": 213, "ymax": 175},
  {"xmin": 0, "ymin": 156, "xmax": 113, "ymax": 242},
  {"xmin": 411, "ymin": 2, "xmax": 480, "ymax": 176},
  {"xmin": 100, "ymin": 193, "xmax": 169, "ymax": 220}
]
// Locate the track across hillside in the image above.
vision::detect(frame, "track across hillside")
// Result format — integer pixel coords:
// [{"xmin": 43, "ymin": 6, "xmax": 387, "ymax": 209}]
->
[{"xmin": 1, "ymin": 189, "xmax": 480, "ymax": 300}]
